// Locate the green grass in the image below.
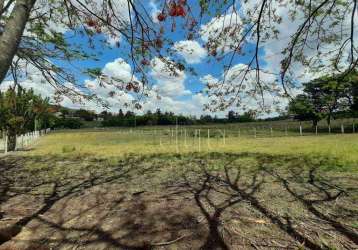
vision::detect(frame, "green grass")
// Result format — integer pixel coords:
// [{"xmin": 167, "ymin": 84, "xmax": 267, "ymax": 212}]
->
[
  {"xmin": 26, "ymin": 129, "xmax": 358, "ymax": 171},
  {"xmin": 2, "ymin": 128, "xmax": 357, "ymax": 249}
]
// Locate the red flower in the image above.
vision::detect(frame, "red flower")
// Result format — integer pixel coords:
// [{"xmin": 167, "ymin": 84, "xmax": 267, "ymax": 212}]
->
[
  {"xmin": 169, "ymin": 6, "xmax": 177, "ymax": 16},
  {"xmin": 155, "ymin": 38, "xmax": 163, "ymax": 48},
  {"xmin": 157, "ymin": 12, "xmax": 166, "ymax": 22},
  {"xmin": 176, "ymin": 5, "xmax": 186, "ymax": 17},
  {"xmin": 141, "ymin": 59, "xmax": 150, "ymax": 66},
  {"xmin": 126, "ymin": 83, "xmax": 133, "ymax": 91},
  {"xmin": 86, "ymin": 19, "xmax": 96, "ymax": 27}
]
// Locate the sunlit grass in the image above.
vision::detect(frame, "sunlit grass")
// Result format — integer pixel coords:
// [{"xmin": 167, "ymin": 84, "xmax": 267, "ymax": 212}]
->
[{"xmin": 25, "ymin": 129, "xmax": 358, "ymax": 170}]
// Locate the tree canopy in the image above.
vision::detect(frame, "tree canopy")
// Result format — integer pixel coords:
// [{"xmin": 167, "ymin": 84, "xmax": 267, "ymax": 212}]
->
[
  {"xmin": 0, "ymin": 86, "xmax": 54, "ymax": 150},
  {"xmin": 0, "ymin": 0, "xmax": 357, "ymax": 113},
  {"xmin": 288, "ymin": 70, "xmax": 358, "ymax": 125}
]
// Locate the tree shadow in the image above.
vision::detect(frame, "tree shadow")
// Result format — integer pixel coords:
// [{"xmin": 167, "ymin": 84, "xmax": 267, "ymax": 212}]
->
[
  {"xmin": 177, "ymin": 152, "xmax": 358, "ymax": 249},
  {"xmin": 263, "ymin": 163, "xmax": 358, "ymax": 245},
  {"xmin": 0, "ymin": 152, "xmax": 357, "ymax": 249},
  {"xmin": 0, "ymin": 155, "xmax": 158, "ymax": 249}
]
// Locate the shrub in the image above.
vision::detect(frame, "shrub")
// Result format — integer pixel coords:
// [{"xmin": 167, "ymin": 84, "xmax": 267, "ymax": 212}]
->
[
  {"xmin": 54, "ymin": 118, "xmax": 83, "ymax": 129},
  {"xmin": 62, "ymin": 145, "xmax": 76, "ymax": 153}
]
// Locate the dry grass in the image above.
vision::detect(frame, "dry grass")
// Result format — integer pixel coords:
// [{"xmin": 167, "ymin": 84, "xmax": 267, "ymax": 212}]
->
[
  {"xmin": 24, "ymin": 129, "xmax": 358, "ymax": 170},
  {"xmin": 1, "ymin": 129, "xmax": 357, "ymax": 249}
]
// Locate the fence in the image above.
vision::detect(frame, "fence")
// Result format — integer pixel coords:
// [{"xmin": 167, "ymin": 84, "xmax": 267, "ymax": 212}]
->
[
  {"xmin": 111, "ymin": 119, "xmax": 357, "ymax": 152},
  {"xmin": 118, "ymin": 120, "xmax": 357, "ymax": 138},
  {"xmin": 0, "ymin": 128, "xmax": 51, "ymax": 154}
]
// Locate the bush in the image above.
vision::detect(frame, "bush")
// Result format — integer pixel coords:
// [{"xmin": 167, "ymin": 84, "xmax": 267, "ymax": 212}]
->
[
  {"xmin": 54, "ymin": 118, "xmax": 83, "ymax": 129},
  {"xmin": 62, "ymin": 145, "xmax": 76, "ymax": 153}
]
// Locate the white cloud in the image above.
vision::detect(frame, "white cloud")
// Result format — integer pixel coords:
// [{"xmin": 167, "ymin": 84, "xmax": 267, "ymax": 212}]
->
[
  {"xmin": 173, "ymin": 40, "xmax": 207, "ymax": 64},
  {"xmin": 200, "ymin": 11, "xmax": 243, "ymax": 53},
  {"xmin": 150, "ymin": 57, "xmax": 191, "ymax": 97},
  {"xmin": 102, "ymin": 58, "xmax": 134, "ymax": 82},
  {"xmin": 149, "ymin": 0, "xmax": 160, "ymax": 23},
  {"xmin": 240, "ymin": 0, "xmax": 358, "ymax": 83},
  {"xmin": 0, "ymin": 57, "xmax": 215, "ymax": 117},
  {"xmin": 200, "ymin": 63, "xmax": 293, "ymax": 115}
]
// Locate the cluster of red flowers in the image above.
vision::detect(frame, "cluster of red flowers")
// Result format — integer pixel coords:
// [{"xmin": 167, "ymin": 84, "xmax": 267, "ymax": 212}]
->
[
  {"xmin": 125, "ymin": 82, "xmax": 140, "ymax": 93},
  {"xmin": 157, "ymin": 0, "xmax": 187, "ymax": 22},
  {"xmin": 85, "ymin": 18, "xmax": 102, "ymax": 33}
]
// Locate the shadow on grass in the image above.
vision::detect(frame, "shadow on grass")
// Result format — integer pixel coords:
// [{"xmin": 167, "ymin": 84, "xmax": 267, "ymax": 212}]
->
[{"xmin": 0, "ymin": 152, "xmax": 357, "ymax": 249}]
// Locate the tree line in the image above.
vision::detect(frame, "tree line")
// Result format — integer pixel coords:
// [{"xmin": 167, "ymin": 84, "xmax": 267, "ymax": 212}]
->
[{"xmin": 1, "ymin": 69, "xmax": 357, "ymax": 152}]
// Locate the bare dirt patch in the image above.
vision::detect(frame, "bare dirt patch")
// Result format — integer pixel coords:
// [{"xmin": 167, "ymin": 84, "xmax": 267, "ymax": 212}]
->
[{"xmin": 0, "ymin": 153, "xmax": 357, "ymax": 249}]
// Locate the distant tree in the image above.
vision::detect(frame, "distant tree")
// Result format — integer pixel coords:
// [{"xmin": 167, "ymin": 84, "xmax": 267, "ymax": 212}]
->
[
  {"xmin": 118, "ymin": 109, "xmax": 124, "ymax": 118},
  {"xmin": 237, "ymin": 111, "xmax": 255, "ymax": 123},
  {"xmin": 74, "ymin": 109, "xmax": 96, "ymax": 121},
  {"xmin": 351, "ymin": 84, "xmax": 358, "ymax": 115},
  {"xmin": 288, "ymin": 94, "xmax": 322, "ymax": 126},
  {"xmin": 200, "ymin": 115, "xmax": 214, "ymax": 124},
  {"xmin": 227, "ymin": 111, "xmax": 237, "ymax": 122},
  {"xmin": 59, "ymin": 107, "xmax": 69, "ymax": 119},
  {"xmin": 292, "ymin": 75, "xmax": 352, "ymax": 126},
  {"xmin": 125, "ymin": 111, "xmax": 135, "ymax": 118},
  {"xmin": 54, "ymin": 118, "xmax": 83, "ymax": 129},
  {"xmin": 341, "ymin": 70, "xmax": 358, "ymax": 116}
]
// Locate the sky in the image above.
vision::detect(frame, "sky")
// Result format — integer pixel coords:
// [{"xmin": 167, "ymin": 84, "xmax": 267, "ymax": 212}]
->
[{"xmin": 1, "ymin": 0, "xmax": 357, "ymax": 118}]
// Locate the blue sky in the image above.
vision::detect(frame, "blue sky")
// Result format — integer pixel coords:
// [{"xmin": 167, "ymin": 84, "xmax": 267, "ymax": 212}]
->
[
  {"xmin": 47, "ymin": 0, "xmax": 277, "ymax": 118},
  {"xmin": 5, "ymin": 0, "xmax": 352, "ymax": 117}
]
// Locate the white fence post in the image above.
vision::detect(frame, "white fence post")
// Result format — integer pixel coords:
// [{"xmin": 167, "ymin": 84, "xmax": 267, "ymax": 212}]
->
[
  {"xmin": 175, "ymin": 124, "xmax": 178, "ymax": 154},
  {"xmin": 207, "ymin": 129, "xmax": 210, "ymax": 148},
  {"xmin": 341, "ymin": 124, "xmax": 345, "ymax": 134},
  {"xmin": 353, "ymin": 122, "xmax": 356, "ymax": 133},
  {"xmin": 4, "ymin": 133, "xmax": 8, "ymax": 154},
  {"xmin": 198, "ymin": 129, "xmax": 201, "ymax": 152}
]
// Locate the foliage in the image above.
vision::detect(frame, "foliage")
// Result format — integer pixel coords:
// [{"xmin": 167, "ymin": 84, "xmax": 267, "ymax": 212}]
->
[
  {"xmin": 0, "ymin": 0, "xmax": 357, "ymax": 111},
  {"xmin": 0, "ymin": 86, "xmax": 55, "ymax": 151},
  {"xmin": 289, "ymin": 71, "xmax": 358, "ymax": 125},
  {"xmin": 0, "ymin": 86, "xmax": 54, "ymax": 133},
  {"xmin": 288, "ymin": 94, "xmax": 323, "ymax": 125},
  {"xmin": 101, "ymin": 108, "xmax": 263, "ymax": 127},
  {"xmin": 73, "ymin": 109, "xmax": 97, "ymax": 121},
  {"xmin": 227, "ymin": 110, "xmax": 255, "ymax": 123},
  {"xmin": 54, "ymin": 118, "xmax": 83, "ymax": 129}
]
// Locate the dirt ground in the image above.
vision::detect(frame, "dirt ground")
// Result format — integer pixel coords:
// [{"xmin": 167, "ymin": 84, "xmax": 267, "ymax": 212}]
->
[{"xmin": 0, "ymin": 153, "xmax": 357, "ymax": 250}]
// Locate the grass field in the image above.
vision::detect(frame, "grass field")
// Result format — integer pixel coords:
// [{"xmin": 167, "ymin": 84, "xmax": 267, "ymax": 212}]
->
[
  {"xmin": 28, "ymin": 129, "xmax": 358, "ymax": 169},
  {"xmin": 0, "ymin": 128, "xmax": 357, "ymax": 249}
]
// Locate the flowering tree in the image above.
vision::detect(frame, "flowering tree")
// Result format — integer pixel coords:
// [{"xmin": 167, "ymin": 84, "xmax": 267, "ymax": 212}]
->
[{"xmin": 0, "ymin": 0, "xmax": 357, "ymax": 111}]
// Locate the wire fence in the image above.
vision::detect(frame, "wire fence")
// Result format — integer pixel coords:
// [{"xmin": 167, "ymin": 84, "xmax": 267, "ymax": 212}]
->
[{"xmin": 108, "ymin": 120, "xmax": 357, "ymax": 153}]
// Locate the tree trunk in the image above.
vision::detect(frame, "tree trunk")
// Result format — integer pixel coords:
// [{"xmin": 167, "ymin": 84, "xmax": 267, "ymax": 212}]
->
[
  {"xmin": 327, "ymin": 115, "xmax": 331, "ymax": 127},
  {"xmin": 0, "ymin": 0, "xmax": 36, "ymax": 83},
  {"xmin": 7, "ymin": 130, "xmax": 16, "ymax": 152},
  {"xmin": 312, "ymin": 119, "xmax": 318, "ymax": 127}
]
